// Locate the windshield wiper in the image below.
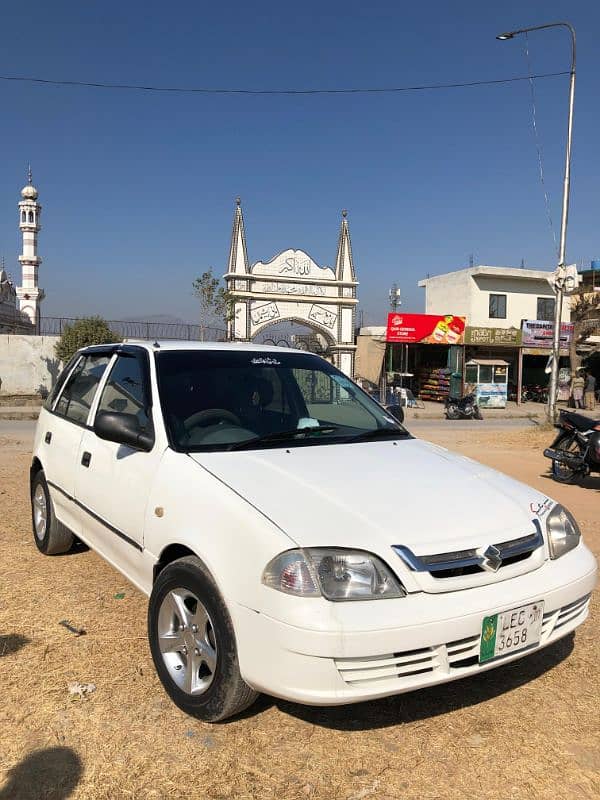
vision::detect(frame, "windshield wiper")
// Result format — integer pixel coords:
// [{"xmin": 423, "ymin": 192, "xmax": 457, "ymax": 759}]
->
[
  {"xmin": 228, "ymin": 425, "xmax": 339, "ymax": 451},
  {"xmin": 345, "ymin": 427, "xmax": 410, "ymax": 443}
]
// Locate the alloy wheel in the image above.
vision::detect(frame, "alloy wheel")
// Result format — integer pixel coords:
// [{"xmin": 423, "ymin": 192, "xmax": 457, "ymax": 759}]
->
[
  {"xmin": 157, "ymin": 588, "xmax": 218, "ymax": 695},
  {"xmin": 33, "ymin": 484, "xmax": 47, "ymax": 540}
]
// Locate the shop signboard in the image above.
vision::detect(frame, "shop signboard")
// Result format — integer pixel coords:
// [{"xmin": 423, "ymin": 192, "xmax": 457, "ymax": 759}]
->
[
  {"xmin": 465, "ymin": 327, "xmax": 521, "ymax": 347},
  {"xmin": 386, "ymin": 313, "xmax": 466, "ymax": 344},
  {"xmin": 521, "ymin": 320, "xmax": 574, "ymax": 348}
]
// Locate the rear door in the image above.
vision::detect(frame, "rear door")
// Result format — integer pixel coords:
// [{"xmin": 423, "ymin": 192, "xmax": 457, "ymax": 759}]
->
[
  {"xmin": 40, "ymin": 352, "xmax": 112, "ymax": 533},
  {"xmin": 74, "ymin": 349, "xmax": 161, "ymax": 573}
]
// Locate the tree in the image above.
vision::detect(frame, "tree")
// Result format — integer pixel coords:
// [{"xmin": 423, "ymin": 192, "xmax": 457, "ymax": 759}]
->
[
  {"xmin": 569, "ymin": 291, "xmax": 600, "ymax": 371},
  {"xmin": 55, "ymin": 316, "xmax": 121, "ymax": 363},
  {"xmin": 192, "ymin": 269, "xmax": 233, "ymax": 340}
]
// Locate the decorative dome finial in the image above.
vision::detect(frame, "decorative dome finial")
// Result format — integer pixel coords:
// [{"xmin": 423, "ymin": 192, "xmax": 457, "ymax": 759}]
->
[
  {"xmin": 235, "ymin": 196, "xmax": 241, "ymax": 207},
  {"xmin": 21, "ymin": 166, "xmax": 38, "ymax": 200},
  {"xmin": 342, "ymin": 209, "xmax": 348, "ymax": 219}
]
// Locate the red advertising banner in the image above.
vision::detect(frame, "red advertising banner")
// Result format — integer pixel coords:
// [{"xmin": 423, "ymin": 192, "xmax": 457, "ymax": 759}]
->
[{"xmin": 386, "ymin": 313, "xmax": 466, "ymax": 344}]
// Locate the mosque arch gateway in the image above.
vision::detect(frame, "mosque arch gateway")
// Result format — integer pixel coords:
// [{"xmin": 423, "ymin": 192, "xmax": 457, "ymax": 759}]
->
[{"xmin": 224, "ymin": 200, "xmax": 359, "ymax": 376}]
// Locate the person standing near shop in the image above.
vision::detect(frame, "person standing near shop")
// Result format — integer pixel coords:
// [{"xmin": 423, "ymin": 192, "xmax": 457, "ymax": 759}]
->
[
  {"xmin": 571, "ymin": 369, "xmax": 585, "ymax": 409},
  {"xmin": 584, "ymin": 371, "xmax": 596, "ymax": 410}
]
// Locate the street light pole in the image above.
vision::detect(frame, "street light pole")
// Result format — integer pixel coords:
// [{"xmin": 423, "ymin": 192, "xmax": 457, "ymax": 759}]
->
[{"xmin": 497, "ymin": 22, "xmax": 576, "ymax": 420}]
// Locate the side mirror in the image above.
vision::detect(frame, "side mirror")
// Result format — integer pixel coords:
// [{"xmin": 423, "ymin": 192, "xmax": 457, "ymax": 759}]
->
[
  {"xmin": 94, "ymin": 411, "xmax": 154, "ymax": 452},
  {"xmin": 385, "ymin": 404, "xmax": 405, "ymax": 424}
]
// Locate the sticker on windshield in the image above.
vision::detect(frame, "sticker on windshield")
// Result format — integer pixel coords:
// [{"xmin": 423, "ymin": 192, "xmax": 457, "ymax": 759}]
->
[{"xmin": 251, "ymin": 357, "xmax": 281, "ymax": 366}]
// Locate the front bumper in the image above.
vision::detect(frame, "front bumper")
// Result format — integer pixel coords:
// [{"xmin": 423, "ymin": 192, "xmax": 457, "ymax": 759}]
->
[{"xmin": 232, "ymin": 544, "xmax": 597, "ymax": 705}]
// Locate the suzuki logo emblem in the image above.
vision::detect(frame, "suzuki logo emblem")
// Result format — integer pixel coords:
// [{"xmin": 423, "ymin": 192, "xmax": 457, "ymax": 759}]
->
[{"xmin": 480, "ymin": 544, "xmax": 502, "ymax": 573}]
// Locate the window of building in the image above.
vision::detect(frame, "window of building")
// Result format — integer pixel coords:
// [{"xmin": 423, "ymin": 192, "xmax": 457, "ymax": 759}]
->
[
  {"xmin": 465, "ymin": 364, "xmax": 478, "ymax": 384},
  {"xmin": 478, "ymin": 365, "xmax": 493, "ymax": 383},
  {"xmin": 489, "ymin": 294, "xmax": 507, "ymax": 319},
  {"xmin": 537, "ymin": 297, "xmax": 555, "ymax": 321},
  {"xmin": 54, "ymin": 354, "xmax": 112, "ymax": 424}
]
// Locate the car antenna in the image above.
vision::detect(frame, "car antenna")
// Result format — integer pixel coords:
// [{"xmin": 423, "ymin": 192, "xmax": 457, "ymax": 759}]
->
[{"xmin": 153, "ymin": 340, "xmax": 161, "ymax": 348}]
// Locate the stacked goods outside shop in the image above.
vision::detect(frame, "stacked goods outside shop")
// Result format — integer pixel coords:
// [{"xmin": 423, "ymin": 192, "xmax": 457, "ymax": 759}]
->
[{"xmin": 418, "ymin": 366, "xmax": 452, "ymax": 402}]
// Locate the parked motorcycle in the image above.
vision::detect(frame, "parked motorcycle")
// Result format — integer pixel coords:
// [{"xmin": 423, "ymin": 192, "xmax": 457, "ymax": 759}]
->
[
  {"xmin": 445, "ymin": 393, "xmax": 483, "ymax": 420},
  {"xmin": 521, "ymin": 384, "xmax": 548, "ymax": 403},
  {"xmin": 544, "ymin": 410, "xmax": 600, "ymax": 483}
]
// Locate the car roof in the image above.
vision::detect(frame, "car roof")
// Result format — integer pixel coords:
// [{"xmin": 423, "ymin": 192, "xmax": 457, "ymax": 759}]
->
[{"xmin": 79, "ymin": 340, "xmax": 310, "ymax": 356}]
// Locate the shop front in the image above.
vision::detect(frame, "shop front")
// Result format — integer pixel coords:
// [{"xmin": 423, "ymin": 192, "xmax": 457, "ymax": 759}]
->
[
  {"xmin": 386, "ymin": 313, "xmax": 466, "ymax": 402},
  {"xmin": 464, "ymin": 326, "xmax": 521, "ymax": 406},
  {"xmin": 520, "ymin": 320, "xmax": 573, "ymax": 403}
]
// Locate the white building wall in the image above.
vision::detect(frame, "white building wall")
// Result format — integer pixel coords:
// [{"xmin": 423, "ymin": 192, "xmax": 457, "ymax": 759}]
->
[
  {"xmin": 468, "ymin": 275, "xmax": 570, "ymax": 327},
  {"xmin": 0, "ymin": 335, "xmax": 61, "ymax": 396},
  {"xmin": 420, "ymin": 267, "xmax": 571, "ymax": 328},
  {"xmin": 422, "ymin": 272, "xmax": 472, "ymax": 318}
]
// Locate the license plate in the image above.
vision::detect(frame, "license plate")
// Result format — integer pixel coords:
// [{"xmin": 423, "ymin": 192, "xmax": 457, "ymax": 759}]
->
[{"xmin": 479, "ymin": 601, "xmax": 544, "ymax": 663}]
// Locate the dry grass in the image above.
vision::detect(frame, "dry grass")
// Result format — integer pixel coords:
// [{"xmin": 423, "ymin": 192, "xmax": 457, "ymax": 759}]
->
[{"xmin": 0, "ymin": 427, "xmax": 598, "ymax": 800}]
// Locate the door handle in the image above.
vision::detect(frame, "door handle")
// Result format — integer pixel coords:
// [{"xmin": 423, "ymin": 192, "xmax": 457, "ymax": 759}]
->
[
  {"xmin": 45, "ymin": 432, "xmax": 52, "ymax": 444},
  {"xmin": 81, "ymin": 451, "xmax": 92, "ymax": 468}
]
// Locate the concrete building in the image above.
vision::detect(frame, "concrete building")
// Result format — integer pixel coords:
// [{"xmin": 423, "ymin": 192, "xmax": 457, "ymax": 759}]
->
[{"xmin": 418, "ymin": 265, "xmax": 570, "ymax": 328}]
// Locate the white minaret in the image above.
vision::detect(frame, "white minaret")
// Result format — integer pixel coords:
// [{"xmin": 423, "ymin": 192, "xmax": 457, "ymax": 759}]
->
[{"xmin": 16, "ymin": 166, "xmax": 45, "ymax": 329}]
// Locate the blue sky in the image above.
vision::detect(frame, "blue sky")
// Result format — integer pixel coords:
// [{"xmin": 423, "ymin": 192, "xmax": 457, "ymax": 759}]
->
[{"xmin": 0, "ymin": 0, "xmax": 598, "ymax": 326}]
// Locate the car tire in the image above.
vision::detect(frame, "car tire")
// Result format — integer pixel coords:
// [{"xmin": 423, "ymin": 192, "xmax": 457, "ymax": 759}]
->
[
  {"xmin": 31, "ymin": 470, "xmax": 74, "ymax": 555},
  {"xmin": 148, "ymin": 555, "xmax": 259, "ymax": 722}
]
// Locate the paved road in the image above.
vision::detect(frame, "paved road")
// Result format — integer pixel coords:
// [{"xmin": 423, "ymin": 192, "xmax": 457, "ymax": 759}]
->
[
  {"xmin": 0, "ymin": 416, "xmax": 539, "ymax": 452},
  {"xmin": 406, "ymin": 417, "xmax": 541, "ymax": 432}
]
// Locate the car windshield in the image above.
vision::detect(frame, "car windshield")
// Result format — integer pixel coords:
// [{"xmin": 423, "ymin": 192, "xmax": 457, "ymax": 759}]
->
[{"xmin": 156, "ymin": 349, "xmax": 409, "ymax": 452}]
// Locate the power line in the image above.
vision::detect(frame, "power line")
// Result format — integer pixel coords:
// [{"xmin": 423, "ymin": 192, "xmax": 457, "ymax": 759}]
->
[
  {"xmin": 0, "ymin": 71, "xmax": 570, "ymax": 95},
  {"xmin": 523, "ymin": 34, "xmax": 558, "ymax": 256}
]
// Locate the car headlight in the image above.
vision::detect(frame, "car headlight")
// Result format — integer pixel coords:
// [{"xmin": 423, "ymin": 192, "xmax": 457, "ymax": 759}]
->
[
  {"xmin": 546, "ymin": 504, "xmax": 581, "ymax": 559},
  {"xmin": 262, "ymin": 548, "xmax": 406, "ymax": 600}
]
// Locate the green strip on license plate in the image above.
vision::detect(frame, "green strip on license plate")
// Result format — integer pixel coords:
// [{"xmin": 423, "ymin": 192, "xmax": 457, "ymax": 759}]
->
[{"xmin": 480, "ymin": 614, "xmax": 499, "ymax": 662}]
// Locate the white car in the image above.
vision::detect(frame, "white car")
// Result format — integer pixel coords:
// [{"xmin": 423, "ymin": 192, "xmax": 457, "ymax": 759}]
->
[{"xmin": 30, "ymin": 342, "xmax": 597, "ymax": 721}]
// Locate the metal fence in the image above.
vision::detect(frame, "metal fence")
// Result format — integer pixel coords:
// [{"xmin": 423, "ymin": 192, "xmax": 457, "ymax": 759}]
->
[{"xmin": 38, "ymin": 317, "xmax": 227, "ymax": 342}]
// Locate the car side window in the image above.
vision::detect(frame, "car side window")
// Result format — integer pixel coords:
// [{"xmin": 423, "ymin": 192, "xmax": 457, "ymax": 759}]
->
[
  {"xmin": 96, "ymin": 353, "xmax": 151, "ymax": 430},
  {"xmin": 54, "ymin": 354, "xmax": 112, "ymax": 425},
  {"xmin": 43, "ymin": 354, "xmax": 80, "ymax": 411}
]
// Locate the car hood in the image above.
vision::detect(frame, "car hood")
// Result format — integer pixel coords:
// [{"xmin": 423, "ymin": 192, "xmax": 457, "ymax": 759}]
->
[{"xmin": 189, "ymin": 438, "xmax": 551, "ymax": 556}]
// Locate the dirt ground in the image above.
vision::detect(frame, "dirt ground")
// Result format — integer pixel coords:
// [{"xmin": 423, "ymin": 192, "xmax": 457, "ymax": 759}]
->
[{"xmin": 0, "ymin": 425, "xmax": 598, "ymax": 800}]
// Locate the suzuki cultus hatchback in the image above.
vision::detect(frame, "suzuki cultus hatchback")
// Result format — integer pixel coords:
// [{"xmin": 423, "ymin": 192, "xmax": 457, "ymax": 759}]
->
[{"xmin": 30, "ymin": 342, "xmax": 597, "ymax": 720}]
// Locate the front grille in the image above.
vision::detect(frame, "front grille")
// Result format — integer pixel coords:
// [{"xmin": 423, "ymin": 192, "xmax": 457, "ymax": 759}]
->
[
  {"xmin": 393, "ymin": 525, "xmax": 543, "ymax": 580},
  {"xmin": 334, "ymin": 595, "xmax": 590, "ymax": 689},
  {"xmin": 335, "ymin": 646, "xmax": 439, "ymax": 686}
]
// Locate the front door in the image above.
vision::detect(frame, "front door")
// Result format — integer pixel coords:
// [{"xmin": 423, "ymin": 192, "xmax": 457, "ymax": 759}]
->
[
  {"xmin": 42, "ymin": 353, "xmax": 112, "ymax": 534},
  {"xmin": 74, "ymin": 350, "xmax": 162, "ymax": 578}
]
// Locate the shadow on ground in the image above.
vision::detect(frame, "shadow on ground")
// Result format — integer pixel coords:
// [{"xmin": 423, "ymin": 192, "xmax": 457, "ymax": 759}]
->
[
  {"xmin": 271, "ymin": 633, "xmax": 574, "ymax": 731},
  {"xmin": 0, "ymin": 747, "xmax": 82, "ymax": 800},
  {"xmin": 540, "ymin": 470, "xmax": 600, "ymax": 491},
  {"xmin": 0, "ymin": 633, "xmax": 30, "ymax": 657}
]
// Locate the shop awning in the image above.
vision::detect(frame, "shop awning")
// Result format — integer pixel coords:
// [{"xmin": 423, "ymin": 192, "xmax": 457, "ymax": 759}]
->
[
  {"xmin": 355, "ymin": 335, "xmax": 386, "ymax": 384},
  {"xmin": 466, "ymin": 358, "xmax": 510, "ymax": 366}
]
